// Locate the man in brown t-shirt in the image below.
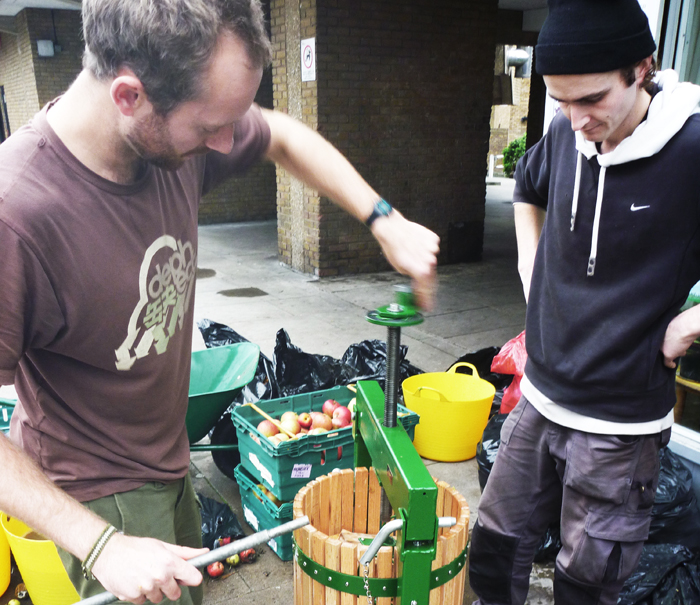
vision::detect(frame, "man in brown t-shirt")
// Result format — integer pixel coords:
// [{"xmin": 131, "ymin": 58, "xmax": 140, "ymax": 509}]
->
[{"xmin": 0, "ymin": 0, "xmax": 440, "ymax": 603}]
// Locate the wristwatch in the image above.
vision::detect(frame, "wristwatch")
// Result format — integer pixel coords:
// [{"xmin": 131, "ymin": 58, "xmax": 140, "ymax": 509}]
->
[{"xmin": 364, "ymin": 199, "xmax": 393, "ymax": 228}]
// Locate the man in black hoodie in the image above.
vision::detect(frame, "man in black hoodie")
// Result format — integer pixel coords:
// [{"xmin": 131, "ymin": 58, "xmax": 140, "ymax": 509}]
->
[{"xmin": 468, "ymin": 1, "xmax": 700, "ymax": 604}]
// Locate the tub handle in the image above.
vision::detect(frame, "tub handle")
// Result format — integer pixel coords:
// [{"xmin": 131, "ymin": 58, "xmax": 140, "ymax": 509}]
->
[
  {"xmin": 448, "ymin": 362, "xmax": 480, "ymax": 378},
  {"xmin": 359, "ymin": 516, "xmax": 456, "ymax": 565},
  {"xmin": 414, "ymin": 386, "xmax": 447, "ymax": 401}
]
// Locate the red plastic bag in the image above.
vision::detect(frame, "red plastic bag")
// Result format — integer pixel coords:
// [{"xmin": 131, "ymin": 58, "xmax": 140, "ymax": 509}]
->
[{"xmin": 491, "ymin": 331, "xmax": 527, "ymax": 414}]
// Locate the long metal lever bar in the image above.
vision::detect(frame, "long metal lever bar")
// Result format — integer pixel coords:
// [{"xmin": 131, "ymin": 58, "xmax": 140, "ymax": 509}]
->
[{"xmin": 75, "ymin": 515, "xmax": 310, "ymax": 605}]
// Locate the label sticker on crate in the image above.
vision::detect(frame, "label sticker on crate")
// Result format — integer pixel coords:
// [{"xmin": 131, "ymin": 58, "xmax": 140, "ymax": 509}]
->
[
  {"xmin": 291, "ymin": 464, "xmax": 312, "ymax": 479},
  {"xmin": 243, "ymin": 506, "xmax": 259, "ymax": 531},
  {"xmin": 249, "ymin": 453, "xmax": 275, "ymax": 486},
  {"xmin": 268, "ymin": 538, "xmax": 278, "ymax": 553}
]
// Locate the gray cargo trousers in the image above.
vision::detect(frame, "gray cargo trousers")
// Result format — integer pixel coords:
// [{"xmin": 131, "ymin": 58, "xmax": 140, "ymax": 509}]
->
[{"xmin": 469, "ymin": 397, "xmax": 670, "ymax": 605}]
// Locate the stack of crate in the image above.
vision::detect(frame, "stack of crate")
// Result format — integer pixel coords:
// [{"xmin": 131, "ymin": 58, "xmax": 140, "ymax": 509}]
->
[{"xmin": 231, "ymin": 385, "xmax": 419, "ymax": 560}]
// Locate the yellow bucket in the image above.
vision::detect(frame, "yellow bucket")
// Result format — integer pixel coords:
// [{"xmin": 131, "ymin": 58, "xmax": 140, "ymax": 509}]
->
[
  {"xmin": 1, "ymin": 514, "xmax": 79, "ymax": 605},
  {"xmin": 402, "ymin": 362, "xmax": 495, "ymax": 461},
  {"xmin": 0, "ymin": 517, "xmax": 10, "ymax": 596}
]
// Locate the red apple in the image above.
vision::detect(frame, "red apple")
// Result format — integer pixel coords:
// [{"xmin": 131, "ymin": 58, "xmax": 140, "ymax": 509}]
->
[
  {"xmin": 308, "ymin": 427, "xmax": 328, "ymax": 435},
  {"xmin": 297, "ymin": 412, "xmax": 312, "ymax": 429},
  {"xmin": 257, "ymin": 419, "xmax": 279, "ymax": 437},
  {"xmin": 207, "ymin": 561, "xmax": 224, "ymax": 577},
  {"xmin": 332, "ymin": 405, "xmax": 352, "ymax": 428},
  {"xmin": 322, "ymin": 399, "xmax": 340, "ymax": 417}
]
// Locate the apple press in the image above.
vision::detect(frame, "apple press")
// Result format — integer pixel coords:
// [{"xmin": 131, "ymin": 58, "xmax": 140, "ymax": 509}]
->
[{"xmin": 295, "ymin": 286, "xmax": 463, "ymax": 605}]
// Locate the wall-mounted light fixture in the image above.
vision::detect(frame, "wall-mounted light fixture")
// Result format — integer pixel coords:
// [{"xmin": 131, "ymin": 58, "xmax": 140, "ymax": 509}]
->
[{"xmin": 37, "ymin": 39, "xmax": 55, "ymax": 57}]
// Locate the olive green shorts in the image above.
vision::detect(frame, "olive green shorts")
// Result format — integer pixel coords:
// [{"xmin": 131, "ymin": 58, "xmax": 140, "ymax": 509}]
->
[{"xmin": 58, "ymin": 474, "xmax": 203, "ymax": 605}]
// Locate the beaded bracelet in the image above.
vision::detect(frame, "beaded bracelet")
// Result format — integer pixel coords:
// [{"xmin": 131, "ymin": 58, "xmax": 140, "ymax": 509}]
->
[{"xmin": 81, "ymin": 524, "xmax": 118, "ymax": 580}]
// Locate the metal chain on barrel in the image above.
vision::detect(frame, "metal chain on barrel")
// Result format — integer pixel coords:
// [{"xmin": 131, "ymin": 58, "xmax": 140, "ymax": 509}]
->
[{"xmin": 362, "ymin": 562, "xmax": 375, "ymax": 605}]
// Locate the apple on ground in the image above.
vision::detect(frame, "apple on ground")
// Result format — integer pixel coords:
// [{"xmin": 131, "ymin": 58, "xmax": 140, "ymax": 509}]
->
[
  {"xmin": 257, "ymin": 419, "xmax": 279, "ymax": 437},
  {"xmin": 322, "ymin": 399, "xmax": 340, "ymax": 417},
  {"xmin": 332, "ymin": 405, "xmax": 352, "ymax": 428},
  {"xmin": 298, "ymin": 412, "xmax": 312, "ymax": 429},
  {"xmin": 207, "ymin": 561, "xmax": 224, "ymax": 577}
]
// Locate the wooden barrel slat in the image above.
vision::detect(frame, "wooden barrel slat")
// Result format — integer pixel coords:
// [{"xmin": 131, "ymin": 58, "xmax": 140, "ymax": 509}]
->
[
  {"xmin": 442, "ymin": 531, "xmax": 459, "ymax": 605},
  {"xmin": 325, "ymin": 538, "xmax": 342, "ymax": 605},
  {"xmin": 320, "ymin": 473, "xmax": 331, "ymax": 536},
  {"xmin": 353, "ymin": 467, "xmax": 369, "ymax": 533},
  {"xmin": 376, "ymin": 545, "xmax": 393, "ymax": 605},
  {"xmin": 310, "ymin": 479, "xmax": 321, "ymax": 530},
  {"xmin": 438, "ymin": 481, "xmax": 452, "ymax": 537},
  {"xmin": 301, "ymin": 526, "xmax": 316, "ymax": 604},
  {"xmin": 429, "ymin": 534, "xmax": 446, "ymax": 605},
  {"xmin": 340, "ymin": 541, "xmax": 358, "ymax": 605},
  {"xmin": 367, "ymin": 470, "xmax": 381, "ymax": 534},
  {"xmin": 340, "ymin": 469, "xmax": 354, "ymax": 532},
  {"xmin": 329, "ymin": 471, "xmax": 342, "ymax": 537},
  {"xmin": 312, "ymin": 530, "xmax": 328, "ymax": 605}
]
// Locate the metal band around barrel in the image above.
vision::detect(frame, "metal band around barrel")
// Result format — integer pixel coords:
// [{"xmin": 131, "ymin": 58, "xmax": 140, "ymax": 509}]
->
[{"xmin": 293, "ymin": 540, "xmax": 468, "ymax": 596}]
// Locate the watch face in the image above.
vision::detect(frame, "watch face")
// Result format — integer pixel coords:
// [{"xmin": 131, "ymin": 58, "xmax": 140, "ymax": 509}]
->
[{"xmin": 376, "ymin": 199, "xmax": 392, "ymax": 216}]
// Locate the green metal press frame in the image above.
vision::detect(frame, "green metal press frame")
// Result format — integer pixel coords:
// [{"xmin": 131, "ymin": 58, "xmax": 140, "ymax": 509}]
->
[{"xmin": 352, "ymin": 287, "xmax": 441, "ymax": 605}]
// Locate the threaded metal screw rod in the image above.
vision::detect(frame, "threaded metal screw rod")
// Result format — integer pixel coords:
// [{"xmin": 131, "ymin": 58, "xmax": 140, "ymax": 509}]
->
[{"xmin": 384, "ymin": 325, "xmax": 400, "ymax": 428}]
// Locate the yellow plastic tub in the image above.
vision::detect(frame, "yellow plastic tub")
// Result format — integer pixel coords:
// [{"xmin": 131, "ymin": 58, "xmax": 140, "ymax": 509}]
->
[
  {"xmin": 402, "ymin": 362, "xmax": 495, "ymax": 461},
  {"xmin": 1, "ymin": 514, "xmax": 79, "ymax": 605},
  {"xmin": 0, "ymin": 518, "xmax": 9, "ymax": 596}
]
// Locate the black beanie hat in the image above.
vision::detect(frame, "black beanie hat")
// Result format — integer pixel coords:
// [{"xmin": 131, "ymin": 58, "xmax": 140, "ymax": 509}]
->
[{"xmin": 535, "ymin": 0, "xmax": 656, "ymax": 75}]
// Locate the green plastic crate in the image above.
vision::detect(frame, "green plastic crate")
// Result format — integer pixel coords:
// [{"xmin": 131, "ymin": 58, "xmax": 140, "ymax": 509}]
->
[
  {"xmin": 234, "ymin": 464, "xmax": 295, "ymax": 561},
  {"xmin": 0, "ymin": 398, "xmax": 16, "ymax": 435},
  {"xmin": 231, "ymin": 385, "xmax": 419, "ymax": 501}
]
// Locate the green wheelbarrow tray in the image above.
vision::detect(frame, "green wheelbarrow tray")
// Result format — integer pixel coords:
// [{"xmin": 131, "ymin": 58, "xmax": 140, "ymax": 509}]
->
[{"xmin": 186, "ymin": 342, "xmax": 260, "ymax": 449}]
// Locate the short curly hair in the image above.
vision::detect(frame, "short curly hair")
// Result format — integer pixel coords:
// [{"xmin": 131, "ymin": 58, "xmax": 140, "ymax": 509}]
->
[{"xmin": 82, "ymin": 0, "xmax": 272, "ymax": 114}]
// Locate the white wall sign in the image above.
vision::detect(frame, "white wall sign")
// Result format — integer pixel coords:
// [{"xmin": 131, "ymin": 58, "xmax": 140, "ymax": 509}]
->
[{"xmin": 301, "ymin": 37, "xmax": 316, "ymax": 82}]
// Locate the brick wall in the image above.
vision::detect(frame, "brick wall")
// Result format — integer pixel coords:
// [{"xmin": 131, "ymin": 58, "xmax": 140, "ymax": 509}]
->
[
  {"xmin": 320, "ymin": 0, "xmax": 498, "ymax": 269},
  {"xmin": 509, "ymin": 74, "xmax": 530, "ymax": 142},
  {"xmin": 0, "ymin": 12, "xmax": 40, "ymax": 133},
  {"xmin": 199, "ymin": 0, "xmax": 279, "ymax": 225},
  {"xmin": 270, "ymin": 0, "xmax": 321, "ymax": 273},
  {"xmin": 272, "ymin": 0, "xmax": 499, "ymax": 275},
  {"xmin": 198, "ymin": 67, "xmax": 278, "ymax": 225},
  {"xmin": 0, "ymin": 9, "xmax": 82, "ymax": 134},
  {"xmin": 27, "ymin": 9, "xmax": 83, "ymax": 108}
]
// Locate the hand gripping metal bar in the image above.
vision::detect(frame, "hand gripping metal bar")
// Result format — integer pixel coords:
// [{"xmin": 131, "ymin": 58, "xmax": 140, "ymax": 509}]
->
[{"xmin": 74, "ymin": 515, "xmax": 310, "ymax": 605}]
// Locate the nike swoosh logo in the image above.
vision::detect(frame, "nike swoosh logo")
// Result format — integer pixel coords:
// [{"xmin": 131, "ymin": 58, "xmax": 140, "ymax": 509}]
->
[{"xmin": 630, "ymin": 204, "xmax": 651, "ymax": 212}]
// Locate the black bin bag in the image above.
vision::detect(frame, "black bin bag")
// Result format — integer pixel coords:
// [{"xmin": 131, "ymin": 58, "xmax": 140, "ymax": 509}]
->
[
  {"xmin": 619, "ymin": 544, "xmax": 700, "ymax": 605},
  {"xmin": 647, "ymin": 447, "xmax": 700, "ymax": 550},
  {"xmin": 198, "ymin": 493, "xmax": 245, "ymax": 550},
  {"xmin": 198, "ymin": 320, "xmax": 424, "ymax": 480}
]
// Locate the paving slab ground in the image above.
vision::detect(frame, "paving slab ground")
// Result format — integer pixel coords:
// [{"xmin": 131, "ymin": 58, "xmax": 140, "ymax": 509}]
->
[{"xmin": 189, "ymin": 179, "xmax": 555, "ymax": 605}]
